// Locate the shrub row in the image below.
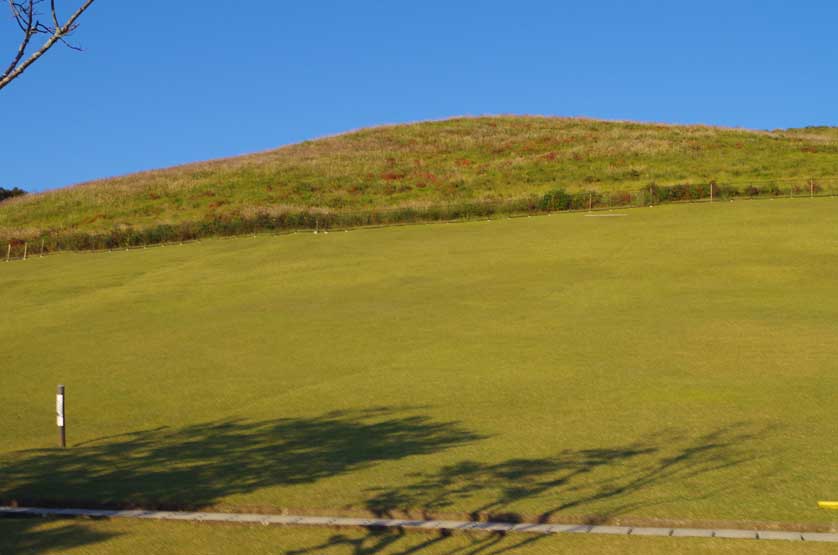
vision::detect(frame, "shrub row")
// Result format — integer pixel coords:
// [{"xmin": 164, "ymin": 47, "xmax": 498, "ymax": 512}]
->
[{"xmin": 1, "ymin": 182, "xmax": 834, "ymax": 258}]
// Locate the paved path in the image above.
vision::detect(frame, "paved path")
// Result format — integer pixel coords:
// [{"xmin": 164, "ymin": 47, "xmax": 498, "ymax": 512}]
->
[{"xmin": 2, "ymin": 506, "xmax": 837, "ymax": 543}]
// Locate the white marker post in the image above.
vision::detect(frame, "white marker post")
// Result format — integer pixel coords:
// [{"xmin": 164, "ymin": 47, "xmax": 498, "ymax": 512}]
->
[{"xmin": 56, "ymin": 385, "xmax": 66, "ymax": 448}]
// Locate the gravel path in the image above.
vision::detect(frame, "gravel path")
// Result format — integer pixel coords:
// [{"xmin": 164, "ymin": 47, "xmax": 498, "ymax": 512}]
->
[{"xmin": 2, "ymin": 506, "xmax": 837, "ymax": 543}]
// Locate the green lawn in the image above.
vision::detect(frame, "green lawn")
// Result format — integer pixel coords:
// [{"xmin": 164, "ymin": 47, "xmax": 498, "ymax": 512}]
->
[
  {"xmin": 2, "ymin": 519, "xmax": 836, "ymax": 555},
  {"xmin": 1, "ymin": 199, "xmax": 836, "ymax": 535}
]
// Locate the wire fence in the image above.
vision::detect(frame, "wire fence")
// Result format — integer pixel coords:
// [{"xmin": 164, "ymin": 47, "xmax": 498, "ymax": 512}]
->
[{"xmin": 3, "ymin": 177, "xmax": 838, "ymax": 261}]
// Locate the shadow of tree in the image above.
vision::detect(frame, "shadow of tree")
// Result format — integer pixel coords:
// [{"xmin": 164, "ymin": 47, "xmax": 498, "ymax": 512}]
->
[
  {"xmin": 2, "ymin": 417, "xmax": 775, "ymax": 555},
  {"xmin": 366, "ymin": 423, "xmax": 768, "ymax": 522},
  {"xmin": 286, "ymin": 528, "xmax": 537, "ymax": 555},
  {"xmin": 1, "ymin": 407, "xmax": 482, "ymax": 509},
  {"xmin": 287, "ymin": 528, "xmax": 453, "ymax": 555},
  {"xmin": 0, "ymin": 406, "xmax": 483, "ymax": 554},
  {"xmin": 0, "ymin": 519, "xmax": 117, "ymax": 555},
  {"xmin": 286, "ymin": 423, "xmax": 773, "ymax": 555}
]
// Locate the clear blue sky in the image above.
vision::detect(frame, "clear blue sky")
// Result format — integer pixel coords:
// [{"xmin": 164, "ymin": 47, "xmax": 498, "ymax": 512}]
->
[{"xmin": 3, "ymin": 0, "xmax": 837, "ymax": 191}]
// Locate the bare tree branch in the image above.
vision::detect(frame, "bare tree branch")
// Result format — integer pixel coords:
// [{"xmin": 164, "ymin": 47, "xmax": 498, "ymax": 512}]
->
[
  {"xmin": 2, "ymin": 1, "xmax": 34, "ymax": 78},
  {"xmin": 49, "ymin": 0, "xmax": 60, "ymax": 29},
  {"xmin": 0, "ymin": 0, "xmax": 95, "ymax": 92}
]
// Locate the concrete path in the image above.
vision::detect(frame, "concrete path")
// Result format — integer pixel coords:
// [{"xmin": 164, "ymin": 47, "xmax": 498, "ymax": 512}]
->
[{"xmin": 2, "ymin": 506, "xmax": 837, "ymax": 543}]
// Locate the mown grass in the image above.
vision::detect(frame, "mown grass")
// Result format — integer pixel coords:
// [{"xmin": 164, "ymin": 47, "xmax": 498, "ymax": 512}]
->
[
  {"xmin": 1, "ymin": 200, "xmax": 837, "ymax": 531},
  {"xmin": 2, "ymin": 518, "xmax": 836, "ymax": 555},
  {"xmin": 1, "ymin": 116, "xmax": 837, "ymax": 244}
]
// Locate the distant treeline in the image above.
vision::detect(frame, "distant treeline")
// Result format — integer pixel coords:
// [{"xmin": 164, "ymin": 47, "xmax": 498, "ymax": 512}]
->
[
  {"xmin": 1, "ymin": 181, "xmax": 834, "ymax": 259},
  {"xmin": 0, "ymin": 187, "xmax": 26, "ymax": 202}
]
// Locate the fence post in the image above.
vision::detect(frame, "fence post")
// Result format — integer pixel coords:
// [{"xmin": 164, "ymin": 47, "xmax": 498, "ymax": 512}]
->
[
  {"xmin": 22, "ymin": 242, "xmax": 27, "ymax": 260},
  {"xmin": 57, "ymin": 385, "xmax": 66, "ymax": 448},
  {"xmin": 40, "ymin": 239, "xmax": 45, "ymax": 257},
  {"xmin": 5, "ymin": 243, "xmax": 9, "ymax": 262},
  {"xmin": 810, "ymin": 179, "xmax": 814, "ymax": 198}
]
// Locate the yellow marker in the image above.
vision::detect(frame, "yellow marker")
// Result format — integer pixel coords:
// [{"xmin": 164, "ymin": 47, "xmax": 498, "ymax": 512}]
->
[{"xmin": 818, "ymin": 501, "xmax": 838, "ymax": 510}]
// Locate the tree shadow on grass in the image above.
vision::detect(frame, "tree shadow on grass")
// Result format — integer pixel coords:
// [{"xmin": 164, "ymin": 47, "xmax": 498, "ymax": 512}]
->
[
  {"xmin": 1, "ymin": 407, "xmax": 482, "ymax": 510},
  {"xmin": 366, "ymin": 423, "xmax": 768, "ymax": 523},
  {"xmin": 0, "ymin": 406, "xmax": 483, "ymax": 554},
  {"xmin": 286, "ymin": 528, "xmax": 464, "ymax": 555},
  {"xmin": 0, "ymin": 518, "xmax": 117, "ymax": 555},
  {"xmin": 286, "ymin": 528, "xmax": 537, "ymax": 555},
  {"xmin": 286, "ymin": 423, "xmax": 774, "ymax": 555}
]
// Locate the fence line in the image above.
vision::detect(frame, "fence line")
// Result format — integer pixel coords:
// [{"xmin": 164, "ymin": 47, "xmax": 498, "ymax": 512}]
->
[{"xmin": 2, "ymin": 180, "xmax": 838, "ymax": 261}]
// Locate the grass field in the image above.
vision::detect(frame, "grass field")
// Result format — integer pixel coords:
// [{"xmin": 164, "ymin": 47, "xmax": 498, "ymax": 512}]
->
[
  {"xmin": 2, "ymin": 117, "xmax": 838, "ymax": 241},
  {"xmin": 3, "ymin": 518, "xmax": 837, "ymax": 555},
  {"xmin": 2, "ymin": 199, "xmax": 837, "ymax": 549}
]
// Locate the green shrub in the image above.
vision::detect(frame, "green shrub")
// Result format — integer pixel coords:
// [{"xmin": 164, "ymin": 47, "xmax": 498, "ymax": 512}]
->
[
  {"xmin": 0, "ymin": 187, "xmax": 26, "ymax": 202},
  {"xmin": 539, "ymin": 188, "xmax": 573, "ymax": 211},
  {"xmin": 5, "ymin": 181, "xmax": 829, "ymax": 256}
]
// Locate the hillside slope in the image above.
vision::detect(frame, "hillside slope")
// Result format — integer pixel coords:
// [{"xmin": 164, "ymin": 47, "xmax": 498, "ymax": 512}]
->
[{"xmin": 2, "ymin": 116, "xmax": 837, "ymax": 243}]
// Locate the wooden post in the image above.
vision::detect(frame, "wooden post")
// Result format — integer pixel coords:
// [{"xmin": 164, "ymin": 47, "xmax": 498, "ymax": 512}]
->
[
  {"xmin": 810, "ymin": 179, "xmax": 814, "ymax": 198},
  {"xmin": 5, "ymin": 243, "xmax": 9, "ymax": 262},
  {"xmin": 22, "ymin": 242, "xmax": 27, "ymax": 260},
  {"xmin": 709, "ymin": 183, "xmax": 714, "ymax": 203},
  {"xmin": 588, "ymin": 192, "xmax": 592, "ymax": 212},
  {"xmin": 40, "ymin": 239, "xmax": 45, "ymax": 257},
  {"xmin": 56, "ymin": 385, "xmax": 66, "ymax": 448}
]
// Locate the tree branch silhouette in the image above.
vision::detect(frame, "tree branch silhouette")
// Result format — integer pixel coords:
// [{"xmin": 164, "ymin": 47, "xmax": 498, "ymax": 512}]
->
[{"xmin": 1, "ymin": 0, "xmax": 95, "ymax": 92}]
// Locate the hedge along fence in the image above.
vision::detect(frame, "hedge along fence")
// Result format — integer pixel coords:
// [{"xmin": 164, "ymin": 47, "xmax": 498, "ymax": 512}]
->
[{"xmin": 3, "ymin": 179, "xmax": 838, "ymax": 260}]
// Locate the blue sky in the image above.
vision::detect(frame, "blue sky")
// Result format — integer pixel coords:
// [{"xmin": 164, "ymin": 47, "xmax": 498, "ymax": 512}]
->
[{"xmin": 2, "ymin": 0, "xmax": 836, "ymax": 191}]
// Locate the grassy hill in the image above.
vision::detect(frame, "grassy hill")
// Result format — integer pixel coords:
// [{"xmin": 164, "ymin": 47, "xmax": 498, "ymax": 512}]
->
[{"xmin": 1, "ymin": 116, "xmax": 838, "ymax": 253}]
